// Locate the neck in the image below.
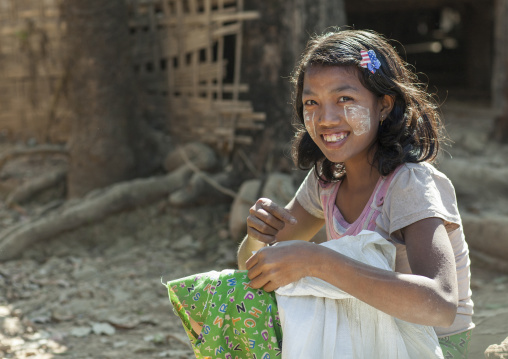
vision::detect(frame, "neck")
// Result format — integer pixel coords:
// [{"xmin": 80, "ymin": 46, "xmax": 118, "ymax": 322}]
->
[{"xmin": 342, "ymin": 159, "xmax": 380, "ymax": 192}]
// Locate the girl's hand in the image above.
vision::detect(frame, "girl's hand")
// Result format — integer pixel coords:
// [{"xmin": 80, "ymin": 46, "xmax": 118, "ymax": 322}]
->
[
  {"xmin": 246, "ymin": 198, "xmax": 298, "ymax": 245},
  {"xmin": 245, "ymin": 241, "xmax": 321, "ymax": 292}
]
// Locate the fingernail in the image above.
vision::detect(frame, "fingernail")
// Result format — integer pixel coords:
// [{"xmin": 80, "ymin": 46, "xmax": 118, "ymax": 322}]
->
[{"xmin": 290, "ymin": 217, "xmax": 297, "ymax": 225}]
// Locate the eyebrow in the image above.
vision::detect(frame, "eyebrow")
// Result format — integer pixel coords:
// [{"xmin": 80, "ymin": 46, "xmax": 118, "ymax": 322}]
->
[{"xmin": 302, "ymin": 85, "xmax": 360, "ymax": 95}]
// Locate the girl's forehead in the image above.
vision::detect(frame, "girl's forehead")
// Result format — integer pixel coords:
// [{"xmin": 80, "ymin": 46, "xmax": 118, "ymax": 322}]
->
[{"xmin": 302, "ymin": 65, "xmax": 364, "ymax": 90}]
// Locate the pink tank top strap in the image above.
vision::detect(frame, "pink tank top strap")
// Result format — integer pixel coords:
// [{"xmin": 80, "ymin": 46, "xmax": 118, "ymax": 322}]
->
[
  {"xmin": 374, "ymin": 165, "xmax": 404, "ymax": 207},
  {"xmin": 321, "ymin": 165, "xmax": 405, "ymax": 239},
  {"xmin": 365, "ymin": 164, "xmax": 405, "ymax": 231},
  {"xmin": 319, "ymin": 177, "xmax": 342, "ymax": 242}
]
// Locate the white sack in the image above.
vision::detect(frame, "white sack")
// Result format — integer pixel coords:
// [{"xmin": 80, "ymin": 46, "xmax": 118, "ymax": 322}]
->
[{"xmin": 275, "ymin": 230, "xmax": 444, "ymax": 359}]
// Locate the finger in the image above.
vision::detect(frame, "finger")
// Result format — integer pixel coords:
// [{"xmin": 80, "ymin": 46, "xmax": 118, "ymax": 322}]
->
[
  {"xmin": 258, "ymin": 198, "xmax": 298, "ymax": 225},
  {"xmin": 247, "ymin": 215, "xmax": 280, "ymax": 236},
  {"xmin": 248, "ymin": 273, "xmax": 269, "ymax": 290},
  {"xmin": 263, "ymin": 281, "xmax": 277, "ymax": 292},
  {"xmin": 246, "ymin": 260, "xmax": 266, "ymax": 279},
  {"xmin": 245, "ymin": 252, "xmax": 259, "ymax": 270},
  {"xmin": 249, "ymin": 207, "xmax": 286, "ymax": 232},
  {"xmin": 246, "ymin": 227, "xmax": 277, "ymax": 244}
]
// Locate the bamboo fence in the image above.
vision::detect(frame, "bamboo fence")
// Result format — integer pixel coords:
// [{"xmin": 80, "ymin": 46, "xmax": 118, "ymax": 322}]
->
[{"xmin": 0, "ymin": 0, "xmax": 265, "ymax": 153}]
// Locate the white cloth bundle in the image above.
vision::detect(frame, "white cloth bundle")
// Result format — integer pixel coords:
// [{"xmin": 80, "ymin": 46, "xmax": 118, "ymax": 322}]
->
[{"xmin": 275, "ymin": 230, "xmax": 444, "ymax": 359}]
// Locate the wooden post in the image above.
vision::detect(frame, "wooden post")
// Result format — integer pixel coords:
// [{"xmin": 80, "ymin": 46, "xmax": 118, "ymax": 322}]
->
[
  {"xmin": 492, "ymin": 0, "xmax": 508, "ymax": 110},
  {"xmin": 490, "ymin": 0, "xmax": 508, "ymax": 142}
]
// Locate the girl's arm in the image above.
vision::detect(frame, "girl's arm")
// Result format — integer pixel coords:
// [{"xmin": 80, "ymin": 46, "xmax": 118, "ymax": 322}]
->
[
  {"xmin": 237, "ymin": 197, "xmax": 325, "ymax": 270},
  {"xmin": 246, "ymin": 217, "xmax": 458, "ymax": 327}
]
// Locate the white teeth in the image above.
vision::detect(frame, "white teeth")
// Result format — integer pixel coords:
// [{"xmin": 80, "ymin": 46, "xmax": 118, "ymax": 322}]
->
[{"xmin": 323, "ymin": 133, "xmax": 348, "ymax": 142}]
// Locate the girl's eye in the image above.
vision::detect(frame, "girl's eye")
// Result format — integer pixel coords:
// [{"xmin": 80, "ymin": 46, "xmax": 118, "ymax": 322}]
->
[
  {"xmin": 303, "ymin": 100, "xmax": 317, "ymax": 106},
  {"xmin": 339, "ymin": 96, "xmax": 353, "ymax": 102}
]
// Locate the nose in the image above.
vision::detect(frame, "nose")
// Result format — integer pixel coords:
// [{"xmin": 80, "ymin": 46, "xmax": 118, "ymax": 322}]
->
[{"xmin": 319, "ymin": 102, "xmax": 343, "ymax": 126}]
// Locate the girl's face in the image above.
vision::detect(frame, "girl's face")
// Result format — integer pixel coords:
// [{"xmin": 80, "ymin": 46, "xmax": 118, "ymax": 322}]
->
[{"xmin": 302, "ymin": 65, "xmax": 392, "ymax": 167}]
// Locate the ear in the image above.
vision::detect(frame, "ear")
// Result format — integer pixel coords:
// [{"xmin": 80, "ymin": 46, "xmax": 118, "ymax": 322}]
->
[{"xmin": 378, "ymin": 95, "xmax": 395, "ymax": 119}]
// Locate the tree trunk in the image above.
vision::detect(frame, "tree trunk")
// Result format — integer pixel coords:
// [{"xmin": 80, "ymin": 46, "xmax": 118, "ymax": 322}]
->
[
  {"xmin": 490, "ymin": 0, "xmax": 508, "ymax": 142},
  {"xmin": 61, "ymin": 1, "xmax": 159, "ymax": 198},
  {"xmin": 491, "ymin": 82, "xmax": 508, "ymax": 143},
  {"xmin": 242, "ymin": 0, "xmax": 347, "ymax": 172},
  {"xmin": 492, "ymin": 0, "xmax": 508, "ymax": 110}
]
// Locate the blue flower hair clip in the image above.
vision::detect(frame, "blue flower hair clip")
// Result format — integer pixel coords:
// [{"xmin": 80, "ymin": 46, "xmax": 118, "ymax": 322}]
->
[{"xmin": 360, "ymin": 49, "xmax": 381, "ymax": 74}]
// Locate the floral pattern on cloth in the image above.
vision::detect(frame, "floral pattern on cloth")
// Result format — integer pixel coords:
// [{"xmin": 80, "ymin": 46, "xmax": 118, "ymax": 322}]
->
[{"xmin": 167, "ymin": 269, "xmax": 283, "ymax": 359}]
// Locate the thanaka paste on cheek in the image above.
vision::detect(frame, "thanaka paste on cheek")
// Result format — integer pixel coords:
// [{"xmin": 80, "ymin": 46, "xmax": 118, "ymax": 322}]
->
[
  {"xmin": 303, "ymin": 109, "xmax": 317, "ymax": 140},
  {"xmin": 344, "ymin": 105, "xmax": 371, "ymax": 136}
]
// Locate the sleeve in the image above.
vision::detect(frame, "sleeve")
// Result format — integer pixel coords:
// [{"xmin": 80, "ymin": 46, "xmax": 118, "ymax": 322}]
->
[
  {"xmin": 382, "ymin": 163, "xmax": 461, "ymax": 243},
  {"xmin": 295, "ymin": 168, "xmax": 325, "ymax": 219}
]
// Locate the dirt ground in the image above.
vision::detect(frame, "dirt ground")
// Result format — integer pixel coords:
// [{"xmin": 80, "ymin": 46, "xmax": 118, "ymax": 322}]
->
[{"xmin": 1, "ymin": 102, "xmax": 508, "ymax": 358}]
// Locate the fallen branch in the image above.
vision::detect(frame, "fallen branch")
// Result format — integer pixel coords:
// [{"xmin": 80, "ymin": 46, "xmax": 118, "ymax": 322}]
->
[
  {"xmin": 178, "ymin": 147, "xmax": 237, "ymax": 199},
  {"xmin": 164, "ymin": 142, "xmax": 217, "ymax": 173},
  {"xmin": 0, "ymin": 165, "xmax": 196, "ymax": 262},
  {"xmin": 0, "ymin": 145, "xmax": 68, "ymax": 171},
  {"xmin": 237, "ymin": 148, "xmax": 261, "ymax": 177},
  {"xmin": 6, "ymin": 167, "xmax": 67, "ymax": 206}
]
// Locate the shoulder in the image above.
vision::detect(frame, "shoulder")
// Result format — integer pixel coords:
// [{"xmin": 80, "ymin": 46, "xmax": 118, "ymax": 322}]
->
[
  {"xmin": 382, "ymin": 162, "xmax": 461, "ymax": 237},
  {"xmin": 295, "ymin": 168, "xmax": 326, "ymax": 219},
  {"xmin": 390, "ymin": 162, "xmax": 456, "ymax": 194},
  {"xmin": 394, "ymin": 161, "xmax": 450, "ymax": 179}
]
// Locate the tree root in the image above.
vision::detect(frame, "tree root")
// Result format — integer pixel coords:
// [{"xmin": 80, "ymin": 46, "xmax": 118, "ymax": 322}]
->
[
  {"xmin": 0, "ymin": 164, "xmax": 195, "ymax": 262},
  {"xmin": 0, "ymin": 141, "xmax": 221, "ymax": 262},
  {"xmin": 6, "ymin": 167, "xmax": 67, "ymax": 206},
  {"xmin": 0, "ymin": 145, "xmax": 68, "ymax": 171}
]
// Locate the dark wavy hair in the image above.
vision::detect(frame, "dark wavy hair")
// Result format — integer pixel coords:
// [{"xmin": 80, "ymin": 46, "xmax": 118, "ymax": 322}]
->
[{"xmin": 291, "ymin": 29, "xmax": 446, "ymax": 182}]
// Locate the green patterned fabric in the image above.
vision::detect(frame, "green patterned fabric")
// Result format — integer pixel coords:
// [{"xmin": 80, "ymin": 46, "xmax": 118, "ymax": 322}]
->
[
  {"xmin": 439, "ymin": 330, "xmax": 472, "ymax": 359},
  {"xmin": 167, "ymin": 269, "xmax": 282, "ymax": 359},
  {"xmin": 168, "ymin": 269, "xmax": 471, "ymax": 359}
]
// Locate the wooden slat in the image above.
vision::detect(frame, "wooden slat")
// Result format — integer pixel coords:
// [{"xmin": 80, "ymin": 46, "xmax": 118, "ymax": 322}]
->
[
  {"xmin": 160, "ymin": 20, "xmax": 223, "ymax": 56},
  {"xmin": 211, "ymin": 100, "xmax": 252, "ymax": 110},
  {"xmin": 176, "ymin": 83, "xmax": 248, "ymax": 93},
  {"xmin": 239, "ymin": 112, "xmax": 266, "ymax": 121},
  {"xmin": 212, "ymin": 22, "xmax": 240, "ymax": 38},
  {"xmin": 147, "ymin": 9, "xmax": 258, "ymax": 27},
  {"xmin": 204, "ymin": 0, "xmax": 213, "ymax": 104},
  {"xmin": 233, "ymin": 135, "xmax": 253, "ymax": 145},
  {"xmin": 136, "ymin": 0, "xmax": 236, "ymax": 8},
  {"xmin": 172, "ymin": 61, "xmax": 227, "ymax": 86},
  {"xmin": 215, "ymin": 0, "xmax": 225, "ymax": 102},
  {"xmin": 232, "ymin": 0, "xmax": 243, "ymax": 101}
]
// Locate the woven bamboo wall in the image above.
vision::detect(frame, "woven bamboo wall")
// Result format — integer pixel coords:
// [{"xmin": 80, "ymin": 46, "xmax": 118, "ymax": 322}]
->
[
  {"xmin": 128, "ymin": 0, "xmax": 264, "ymax": 152},
  {"xmin": 0, "ymin": 0, "xmax": 265, "ymax": 153}
]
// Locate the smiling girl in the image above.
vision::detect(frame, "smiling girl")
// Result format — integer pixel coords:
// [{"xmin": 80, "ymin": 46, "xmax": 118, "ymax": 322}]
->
[{"xmin": 168, "ymin": 29, "xmax": 474, "ymax": 359}]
